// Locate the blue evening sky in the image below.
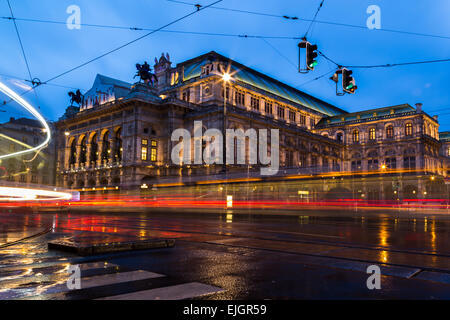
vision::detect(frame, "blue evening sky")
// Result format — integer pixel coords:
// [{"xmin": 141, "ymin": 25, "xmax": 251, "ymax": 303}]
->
[{"xmin": 0, "ymin": 0, "xmax": 449, "ymax": 130}]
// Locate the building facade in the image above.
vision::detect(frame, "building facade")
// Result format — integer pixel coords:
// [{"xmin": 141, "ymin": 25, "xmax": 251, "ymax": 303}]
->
[
  {"xmin": 0, "ymin": 117, "xmax": 55, "ymax": 186},
  {"xmin": 55, "ymin": 51, "xmax": 448, "ymax": 199}
]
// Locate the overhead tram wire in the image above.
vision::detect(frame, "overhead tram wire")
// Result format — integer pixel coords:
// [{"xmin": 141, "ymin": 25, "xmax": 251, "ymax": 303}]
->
[
  {"xmin": 346, "ymin": 58, "xmax": 450, "ymax": 69},
  {"xmin": 43, "ymin": 0, "xmax": 222, "ymax": 84},
  {"xmin": 3, "ymin": 14, "xmax": 450, "ymax": 41},
  {"xmin": 1, "ymin": 0, "xmax": 222, "ymax": 107},
  {"xmin": 296, "ymin": 69, "xmax": 336, "ymax": 88},
  {"xmin": 0, "ymin": 16, "xmax": 301, "ymax": 40},
  {"xmin": 0, "ymin": 73, "xmax": 85, "ymax": 91},
  {"xmin": 165, "ymin": 0, "xmax": 450, "ymax": 41},
  {"xmin": 303, "ymin": 0, "xmax": 325, "ymax": 39},
  {"xmin": 261, "ymin": 38, "xmax": 298, "ymax": 70},
  {"xmin": 6, "ymin": 0, "xmax": 40, "ymax": 108}
]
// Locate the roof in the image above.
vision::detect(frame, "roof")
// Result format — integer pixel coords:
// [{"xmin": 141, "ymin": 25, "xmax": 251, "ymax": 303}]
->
[
  {"xmin": 4, "ymin": 117, "xmax": 42, "ymax": 128},
  {"xmin": 440, "ymin": 132, "xmax": 450, "ymax": 142},
  {"xmin": 95, "ymin": 74, "xmax": 132, "ymax": 89},
  {"xmin": 179, "ymin": 51, "xmax": 346, "ymax": 117},
  {"xmin": 316, "ymin": 104, "xmax": 417, "ymax": 128},
  {"xmin": 83, "ymin": 74, "xmax": 132, "ymax": 100}
]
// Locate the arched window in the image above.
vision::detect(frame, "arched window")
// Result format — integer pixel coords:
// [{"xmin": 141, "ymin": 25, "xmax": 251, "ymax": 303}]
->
[
  {"xmin": 69, "ymin": 140, "xmax": 76, "ymax": 166},
  {"xmin": 101, "ymin": 131, "xmax": 110, "ymax": 161},
  {"xmin": 386, "ymin": 125, "xmax": 394, "ymax": 139},
  {"xmin": 90, "ymin": 133, "xmax": 98, "ymax": 164},
  {"xmin": 336, "ymin": 132, "xmax": 343, "ymax": 143},
  {"xmin": 114, "ymin": 128, "xmax": 122, "ymax": 163},
  {"xmin": 352, "ymin": 130, "xmax": 359, "ymax": 143},
  {"xmin": 405, "ymin": 123, "xmax": 413, "ymax": 136},
  {"xmin": 79, "ymin": 137, "xmax": 87, "ymax": 166}
]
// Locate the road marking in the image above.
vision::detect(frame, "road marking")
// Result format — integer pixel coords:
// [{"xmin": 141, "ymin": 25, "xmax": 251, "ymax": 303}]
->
[
  {"xmin": 48, "ymin": 270, "xmax": 165, "ymax": 293},
  {"xmin": 0, "ymin": 261, "xmax": 118, "ymax": 282},
  {"xmin": 97, "ymin": 282, "xmax": 223, "ymax": 300},
  {"xmin": 415, "ymin": 271, "xmax": 450, "ymax": 284},
  {"xmin": 258, "ymin": 229, "xmax": 344, "ymax": 239}
]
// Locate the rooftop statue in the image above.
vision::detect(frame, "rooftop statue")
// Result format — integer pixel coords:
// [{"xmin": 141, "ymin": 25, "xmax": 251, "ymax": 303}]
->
[
  {"xmin": 134, "ymin": 61, "xmax": 158, "ymax": 87},
  {"xmin": 68, "ymin": 89, "xmax": 84, "ymax": 106}
]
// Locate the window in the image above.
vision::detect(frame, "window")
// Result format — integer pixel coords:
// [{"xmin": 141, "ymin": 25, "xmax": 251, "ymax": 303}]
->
[
  {"xmin": 299, "ymin": 114, "xmax": 306, "ymax": 126},
  {"xmin": 182, "ymin": 89, "xmax": 190, "ymax": 102},
  {"xmin": 250, "ymin": 96, "xmax": 260, "ymax": 110},
  {"xmin": 221, "ymin": 86, "xmax": 230, "ymax": 99},
  {"xmin": 386, "ymin": 125, "xmax": 394, "ymax": 139},
  {"xmin": 141, "ymin": 139, "xmax": 148, "ymax": 161},
  {"xmin": 351, "ymin": 160, "xmax": 362, "ymax": 171},
  {"xmin": 298, "ymin": 154, "xmax": 307, "ymax": 167},
  {"xmin": 288, "ymin": 110, "xmax": 296, "ymax": 122},
  {"xmin": 286, "ymin": 151, "xmax": 294, "ymax": 167},
  {"xmin": 151, "ymin": 140, "xmax": 157, "ymax": 162},
  {"xmin": 447, "ymin": 146, "xmax": 450, "ymax": 156},
  {"xmin": 368, "ymin": 159, "xmax": 379, "ymax": 170},
  {"xmin": 369, "ymin": 128, "xmax": 376, "ymax": 141},
  {"xmin": 336, "ymin": 132, "xmax": 343, "ymax": 142},
  {"xmin": 404, "ymin": 156, "xmax": 416, "ymax": 169},
  {"xmin": 310, "ymin": 118, "xmax": 315, "ymax": 128},
  {"xmin": 235, "ymin": 91, "xmax": 245, "ymax": 106},
  {"xmin": 264, "ymin": 100, "xmax": 273, "ymax": 114},
  {"xmin": 277, "ymin": 106, "xmax": 285, "ymax": 119},
  {"xmin": 405, "ymin": 123, "xmax": 413, "ymax": 136},
  {"xmin": 352, "ymin": 130, "xmax": 359, "ymax": 143},
  {"xmin": 332, "ymin": 159, "xmax": 340, "ymax": 171},
  {"xmin": 386, "ymin": 157, "xmax": 397, "ymax": 169}
]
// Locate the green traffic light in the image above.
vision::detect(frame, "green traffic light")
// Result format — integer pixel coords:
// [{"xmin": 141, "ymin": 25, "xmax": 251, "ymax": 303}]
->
[{"xmin": 308, "ymin": 61, "xmax": 318, "ymax": 68}]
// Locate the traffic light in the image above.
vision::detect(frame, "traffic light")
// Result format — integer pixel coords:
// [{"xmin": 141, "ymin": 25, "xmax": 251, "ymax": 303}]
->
[
  {"xmin": 306, "ymin": 43, "xmax": 318, "ymax": 70},
  {"xmin": 342, "ymin": 68, "xmax": 357, "ymax": 94},
  {"xmin": 298, "ymin": 40, "xmax": 318, "ymax": 73}
]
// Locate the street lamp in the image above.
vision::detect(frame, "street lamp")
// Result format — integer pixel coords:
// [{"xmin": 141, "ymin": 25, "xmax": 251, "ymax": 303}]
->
[
  {"xmin": 64, "ymin": 131, "xmax": 70, "ymax": 136},
  {"xmin": 222, "ymin": 73, "xmax": 231, "ymax": 82}
]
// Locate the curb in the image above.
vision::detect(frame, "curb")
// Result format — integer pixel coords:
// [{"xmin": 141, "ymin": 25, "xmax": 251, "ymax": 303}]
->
[{"xmin": 48, "ymin": 238, "xmax": 176, "ymax": 256}]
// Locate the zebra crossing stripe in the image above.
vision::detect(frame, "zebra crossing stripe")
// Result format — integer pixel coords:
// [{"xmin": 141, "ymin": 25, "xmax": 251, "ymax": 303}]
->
[
  {"xmin": 46, "ymin": 270, "xmax": 165, "ymax": 294},
  {"xmin": 97, "ymin": 282, "xmax": 223, "ymax": 300},
  {"xmin": 80, "ymin": 270, "xmax": 165, "ymax": 290},
  {"xmin": 0, "ymin": 262, "xmax": 117, "ymax": 282}
]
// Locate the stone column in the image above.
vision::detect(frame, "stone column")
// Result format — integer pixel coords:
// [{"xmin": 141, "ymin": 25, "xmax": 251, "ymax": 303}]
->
[
  {"xmin": 75, "ymin": 143, "xmax": 81, "ymax": 169},
  {"xmin": 108, "ymin": 139, "xmax": 114, "ymax": 164},
  {"xmin": 97, "ymin": 140, "xmax": 104, "ymax": 167},
  {"xmin": 86, "ymin": 143, "xmax": 92, "ymax": 168}
]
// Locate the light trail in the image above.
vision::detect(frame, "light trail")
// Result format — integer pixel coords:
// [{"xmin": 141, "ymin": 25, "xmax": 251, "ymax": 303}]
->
[
  {"xmin": 0, "ymin": 81, "xmax": 51, "ymax": 160},
  {"xmin": 0, "ymin": 186, "xmax": 73, "ymax": 201}
]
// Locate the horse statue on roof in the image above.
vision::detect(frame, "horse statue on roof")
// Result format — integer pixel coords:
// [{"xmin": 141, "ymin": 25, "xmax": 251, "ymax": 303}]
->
[
  {"xmin": 68, "ymin": 89, "xmax": 84, "ymax": 106},
  {"xmin": 134, "ymin": 61, "xmax": 158, "ymax": 87}
]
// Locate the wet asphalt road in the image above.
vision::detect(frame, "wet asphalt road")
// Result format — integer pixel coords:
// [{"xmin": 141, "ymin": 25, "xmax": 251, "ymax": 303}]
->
[{"xmin": 1, "ymin": 208, "xmax": 450, "ymax": 299}]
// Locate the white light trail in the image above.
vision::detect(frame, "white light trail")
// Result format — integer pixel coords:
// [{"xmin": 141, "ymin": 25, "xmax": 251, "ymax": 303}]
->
[
  {"xmin": 0, "ymin": 186, "xmax": 73, "ymax": 201},
  {"xmin": 0, "ymin": 81, "xmax": 51, "ymax": 160}
]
